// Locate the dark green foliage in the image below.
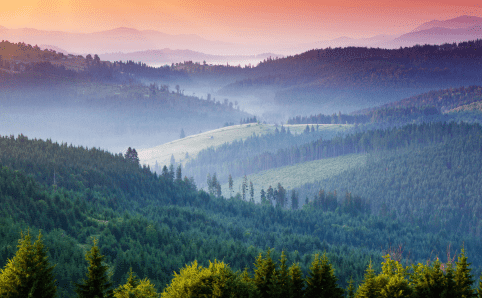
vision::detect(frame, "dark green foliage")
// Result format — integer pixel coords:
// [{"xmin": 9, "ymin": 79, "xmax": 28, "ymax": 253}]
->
[
  {"xmin": 346, "ymin": 277, "xmax": 355, "ymax": 298},
  {"xmin": 253, "ymin": 249, "xmax": 278, "ymax": 298},
  {"xmin": 356, "ymin": 262, "xmax": 379, "ymax": 298},
  {"xmin": 1, "ymin": 129, "xmax": 481, "ymax": 297},
  {"xmin": 75, "ymin": 238, "xmax": 114, "ymax": 298},
  {"xmin": 288, "ymin": 262, "xmax": 304, "ymax": 298},
  {"xmin": 304, "ymin": 253, "xmax": 344, "ymax": 298}
]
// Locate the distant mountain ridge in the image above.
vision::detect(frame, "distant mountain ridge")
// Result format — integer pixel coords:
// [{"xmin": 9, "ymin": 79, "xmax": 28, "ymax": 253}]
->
[
  {"xmin": 99, "ymin": 49, "xmax": 284, "ymax": 66},
  {"xmin": 410, "ymin": 15, "xmax": 482, "ymax": 32},
  {"xmin": 298, "ymin": 15, "xmax": 482, "ymax": 51},
  {"xmin": 0, "ymin": 26, "xmax": 237, "ymax": 55},
  {"xmin": 3, "ymin": 14, "xmax": 482, "ymax": 57}
]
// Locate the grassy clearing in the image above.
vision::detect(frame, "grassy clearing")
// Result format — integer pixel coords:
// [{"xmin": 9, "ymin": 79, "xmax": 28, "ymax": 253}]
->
[
  {"xmin": 220, "ymin": 153, "xmax": 367, "ymax": 203},
  {"xmin": 138, "ymin": 123, "xmax": 352, "ymax": 168}
]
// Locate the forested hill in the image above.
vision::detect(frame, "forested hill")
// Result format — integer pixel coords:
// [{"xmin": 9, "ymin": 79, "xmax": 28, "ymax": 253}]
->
[
  {"xmin": 1, "ymin": 133, "xmax": 481, "ymax": 297},
  {"xmin": 294, "ymin": 121, "xmax": 482, "ymax": 237},
  {"xmin": 355, "ymin": 85, "xmax": 482, "ymax": 116},
  {"xmin": 288, "ymin": 85, "xmax": 482, "ymax": 125},
  {"xmin": 184, "ymin": 121, "xmax": 482, "ymax": 187},
  {"xmin": 217, "ymin": 39, "xmax": 482, "ymax": 112}
]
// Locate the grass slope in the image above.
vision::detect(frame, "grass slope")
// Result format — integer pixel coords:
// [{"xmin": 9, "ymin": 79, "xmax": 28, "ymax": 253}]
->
[
  {"xmin": 220, "ymin": 153, "xmax": 367, "ymax": 202},
  {"xmin": 138, "ymin": 123, "xmax": 351, "ymax": 168}
]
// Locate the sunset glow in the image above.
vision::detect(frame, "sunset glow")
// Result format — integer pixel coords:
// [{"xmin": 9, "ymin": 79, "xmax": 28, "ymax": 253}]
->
[{"xmin": 2, "ymin": 0, "xmax": 482, "ymax": 45}]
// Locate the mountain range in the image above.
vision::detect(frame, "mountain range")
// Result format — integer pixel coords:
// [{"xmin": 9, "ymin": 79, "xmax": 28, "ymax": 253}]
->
[
  {"xmin": 98, "ymin": 49, "xmax": 283, "ymax": 67},
  {"xmin": 2, "ymin": 15, "xmax": 482, "ymax": 62}
]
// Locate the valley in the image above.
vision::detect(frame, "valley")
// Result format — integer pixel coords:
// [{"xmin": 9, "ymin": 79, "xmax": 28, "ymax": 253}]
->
[{"xmin": 2, "ymin": 12, "xmax": 482, "ymax": 297}]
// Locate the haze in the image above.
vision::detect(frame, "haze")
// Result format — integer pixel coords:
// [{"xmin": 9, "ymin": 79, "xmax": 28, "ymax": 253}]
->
[{"xmin": 2, "ymin": 0, "xmax": 482, "ymax": 54}]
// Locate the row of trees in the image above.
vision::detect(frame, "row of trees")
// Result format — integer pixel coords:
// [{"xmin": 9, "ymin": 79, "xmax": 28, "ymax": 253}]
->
[
  {"xmin": 6, "ymin": 230, "xmax": 482, "ymax": 298},
  {"xmin": 288, "ymin": 113, "xmax": 369, "ymax": 125},
  {"xmin": 0, "ymin": 231, "xmax": 158, "ymax": 297},
  {"xmin": 164, "ymin": 248, "xmax": 482, "ymax": 298}
]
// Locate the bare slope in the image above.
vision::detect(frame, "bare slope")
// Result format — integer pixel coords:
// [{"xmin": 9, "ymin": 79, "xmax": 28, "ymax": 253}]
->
[
  {"xmin": 220, "ymin": 153, "xmax": 367, "ymax": 203},
  {"xmin": 138, "ymin": 123, "xmax": 351, "ymax": 169}
]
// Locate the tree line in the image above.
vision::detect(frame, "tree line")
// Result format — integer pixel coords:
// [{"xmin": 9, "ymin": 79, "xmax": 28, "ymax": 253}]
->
[{"xmin": 3, "ymin": 230, "xmax": 482, "ymax": 298}]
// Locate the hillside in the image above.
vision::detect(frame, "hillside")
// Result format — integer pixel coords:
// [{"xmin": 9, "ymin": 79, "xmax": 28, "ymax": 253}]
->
[
  {"xmin": 220, "ymin": 154, "xmax": 367, "ymax": 202},
  {"xmin": 214, "ymin": 40, "xmax": 482, "ymax": 114},
  {"xmin": 2, "ymin": 133, "xmax": 481, "ymax": 297},
  {"xmin": 0, "ymin": 41, "xmax": 252, "ymax": 153},
  {"xmin": 139, "ymin": 123, "xmax": 350, "ymax": 170}
]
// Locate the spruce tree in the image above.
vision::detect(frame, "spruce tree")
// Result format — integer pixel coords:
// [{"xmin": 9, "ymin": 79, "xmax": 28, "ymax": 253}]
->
[
  {"xmin": 304, "ymin": 252, "xmax": 344, "ymax": 298},
  {"xmin": 277, "ymin": 251, "xmax": 290, "ymax": 298},
  {"xmin": 477, "ymin": 274, "xmax": 482, "ymax": 298},
  {"xmin": 356, "ymin": 261, "xmax": 379, "ymax": 298},
  {"xmin": 346, "ymin": 276, "xmax": 355, "ymax": 298},
  {"xmin": 454, "ymin": 248, "xmax": 476, "ymax": 298},
  {"xmin": 228, "ymin": 174, "xmax": 234, "ymax": 198},
  {"xmin": 288, "ymin": 262, "xmax": 304, "ymax": 298},
  {"xmin": 0, "ymin": 230, "xmax": 57, "ymax": 298},
  {"xmin": 253, "ymin": 249, "xmax": 278, "ymax": 298},
  {"xmin": 114, "ymin": 268, "xmax": 158, "ymax": 298},
  {"xmin": 75, "ymin": 238, "xmax": 114, "ymax": 298}
]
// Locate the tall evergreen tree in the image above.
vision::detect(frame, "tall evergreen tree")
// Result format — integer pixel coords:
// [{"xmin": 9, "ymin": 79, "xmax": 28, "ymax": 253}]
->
[
  {"xmin": 454, "ymin": 248, "xmax": 476, "ymax": 298},
  {"xmin": 260, "ymin": 189, "xmax": 268, "ymax": 205},
  {"xmin": 0, "ymin": 230, "xmax": 57, "ymax": 298},
  {"xmin": 356, "ymin": 261, "xmax": 379, "ymax": 298},
  {"xmin": 249, "ymin": 181, "xmax": 254, "ymax": 203},
  {"xmin": 124, "ymin": 147, "xmax": 139, "ymax": 164},
  {"xmin": 228, "ymin": 174, "xmax": 234, "ymax": 198},
  {"xmin": 277, "ymin": 251, "xmax": 290, "ymax": 298},
  {"xmin": 346, "ymin": 276, "xmax": 355, "ymax": 298},
  {"xmin": 75, "ymin": 238, "xmax": 114, "ymax": 298},
  {"xmin": 291, "ymin": 190, "xmax": 299, "ymax": 210},
  {"xmin": 304, "ymin": 252, "xmax": 344, "ymax": 298},
  {"xmin": 253, "ymin": 249, "xmax": 278, "ymax": 298},
  {"xmin": 242, "ymin": 175, "xmax": 248, "ymax": 201},
  {"xmin": 477, "ymin": 274, "xmax": 482, "ymax": 298},
  {"xmin": 288, "ymin": 262, "xmax": 304, "ymax": 298},
  {"xmin": 176, "ymin": 165, "xmax": 182, "ymax": 182}
]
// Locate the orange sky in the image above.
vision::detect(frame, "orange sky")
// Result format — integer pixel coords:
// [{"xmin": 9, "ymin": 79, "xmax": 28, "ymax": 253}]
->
[{"xmin": 2, "ymin": 0, "xmax": 482, "ymax": 44}]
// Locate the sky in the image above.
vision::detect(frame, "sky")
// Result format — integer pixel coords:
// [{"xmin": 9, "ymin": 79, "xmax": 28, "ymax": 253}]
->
[{"xmin": 1, "ymin": 0, "xmax": 482, "ymax": 45}]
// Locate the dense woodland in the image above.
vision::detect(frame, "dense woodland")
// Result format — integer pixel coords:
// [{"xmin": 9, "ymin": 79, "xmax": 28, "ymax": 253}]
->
[
  {"xmin": 2, "ymin": 38, "xmax": 482, "ymax": 297},
  {"xmin": 184, "ymin": 121, "xmax": 482, "ymax": 189},
  {"xmin": 1, "ymin": 65, "xmax": 482, "ymax": 296},
  {"xmin": 1, "ymin": 124, "xmax": 482, "ymax": 296},
  {"xmin": 3, "ymin": 231, "xmax": 482, "ymax": 298}
]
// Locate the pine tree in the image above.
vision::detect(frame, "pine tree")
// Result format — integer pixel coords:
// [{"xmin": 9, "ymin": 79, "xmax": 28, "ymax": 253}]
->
[
  {"xmin": 260, "ymin": 189, "xmax": 268, "ymax": 205},
  {"xmin": 454, "ymin": 248, "xmax": 476, "ymax": 298},
  {"xmin": 228, "ymin": 174, "xmax": 234, "ymax": 198},
  {"xmin": 291, "ymin": 190, "xmax": 299, "ymax": 210},
  {"xmin": 114, "ymin": 268, "xmax": 158, "ymax": 298},
  {"xmin": 249, "ymin": 181, "xmax": 254, "ymax": 203},
  {"xmin": 277, "ymin": 251, "xmax": 290, "ymax": 298},
  {"xmin": 356, "ymin": 261, "xmax": 380, "ymax": 298},
  {"xmin": 242, "ymin": 175, "xmax": 248, "ymax": 201},
  {"xmin": 253, "ymin": 249, "xmax": 278, "ymax": 298},
  {"xmin": 346, "ymin": 276, "xmax": 355, "ymax": 298},
  {"xmin": 304, "ymin": 252, "xmax": 344, "ymax": 298},
  {"xmin": 180, "ymin": 128, "xmax": 186, "ymax": 139},
  {"xmin": 75, "ymin": 238, "xmax": 114, "ymax": 298},
  {"xmin": 0, "ymin": 230, "xmax": 57, "ymax": 298},
  {"xmin": 175, "ymin": 165, "xmax": 182, "ymax": 182},
  {"xmin": 288, "ymin": 262, "xmax": 304, "ymax": 298},
  {"xmin": 477, "ymin": 274, "xmax": 482, "ymax": 298},
  {"xmin": 124, "ymin": 147, "xmax": 139, "ymax": 164}
]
